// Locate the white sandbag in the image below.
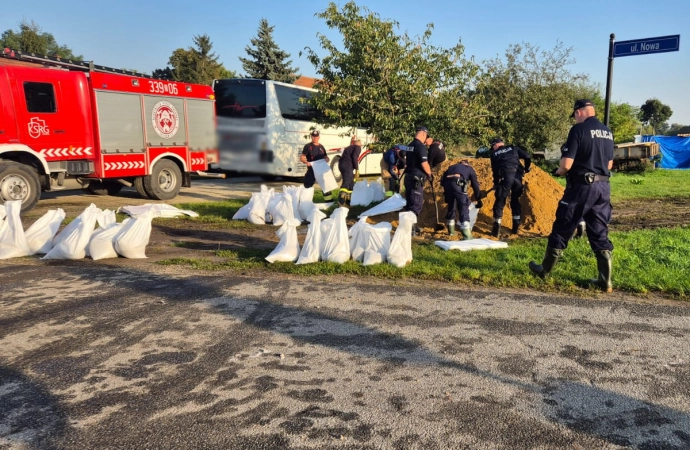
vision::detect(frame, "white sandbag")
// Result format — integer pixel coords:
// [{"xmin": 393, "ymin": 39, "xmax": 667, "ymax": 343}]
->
[
  {"xmin": 89, "ymin": 222, "xmax": 126, "ymax": 260},
  {"xmin": 114, "ymin": 211, "xmax": 153, "ymax": 259},
  {"xmin": 319, "ymin": 218, "xmax": 334, "ymax": 256},
  {"xmin": 0, "ymin": 201, "xmax": 32, "ymax": 259},
  {"xmin": 24, "ymin": 208, "xmax": 65, "ymax": 254},
  {"xmin": 266, "ymin": 218, "xmax": 301, "ymax": 263},
  {"xmin": 350, "ymin": 180, "xmax": 373, "ymax": 207},
  {"xmin": 349, "ymin": 216, "xmax": 370, "ymax": 262},
  {"xmin": 267, "ymin": 193, "xmax": 294, "ymax": 226},
  {"xmin": 248, "ymin": 191, "xmax": 271, "ymax": 225},
  {"xmin": 388, "ymin": 211, "xmax": 417, "ymax": 268},
  {"xmin": 96, "ymin": 209, "xmax": 117, "ymax": 228},
  {"xmin": 311, "ymin": 159, "xmax": 339, "ymax": 193},
  {"xmin": 434, "ymin": 238, "xmax": 508, "ymax": 252},
  {"xmin": 283, "ymin": 186, "xmax": 303, "ymax": 222},
  {"xmin": 298, "ymin": 186, "xmax": 315, "ymax": 221},
  {"xmin": 232, "ymin": 202, "xmax": 251, "ymax": 220},
  {"xmin": 44, "ymin": 204, "xmax": 101, "ymax": 260},
  {"xmin": 469, "ymin": 204, "xmax": 479, "ymax": 230},
  {"xmin": 371, "ymin": 178, "xmax": 386, "ymax": 203},
  {"xmin": 117, "ymin": 203, "xmax": 199, "ymax": 218},
  {"xmin": 362, "ymin": 222, "xmax": 392, "ymax": 266},
  {"xmin": 358, "ymin": 193, "xmax": 406, "ymax": 217},
  {"xmin": 0, "ymin": 204, "xmax": 6, "ymax": 221},
  {"xmin": 321, "ymin": 207, "xmax": 350, "ymax": 264},
  {"xmin": 314, "ymin": 202, "xmax": 333, "ymax": 210},
  {"xmin": 296, "ymin": 208, "xmax": 327, "ymax": 264}
]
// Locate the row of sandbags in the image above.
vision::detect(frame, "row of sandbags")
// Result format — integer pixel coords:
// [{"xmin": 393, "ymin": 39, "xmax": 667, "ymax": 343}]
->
[
  {"xmin": 232, "ymin": 185, "xmax": 326, "ymax": 225},
  {"xmin": 350, "ymin": 178, "xmax": 387, "ymax": 207},
  {"xmin": 0, "ymin": 201, "xmax": 152, "ymax": 260},
  {"xmin": 266, "ymin": 208, "xmax": 417, "ymax": 268}
]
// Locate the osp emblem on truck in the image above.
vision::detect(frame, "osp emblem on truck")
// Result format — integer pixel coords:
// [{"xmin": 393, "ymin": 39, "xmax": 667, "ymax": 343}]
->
[{"xmin": 151, "ymin": 101, "xmax": 179, "ymax": 139}]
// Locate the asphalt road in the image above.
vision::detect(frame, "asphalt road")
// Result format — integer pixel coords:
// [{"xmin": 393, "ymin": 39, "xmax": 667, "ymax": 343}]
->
[
  {"xmin": 1, "ymin": 260, "xmax": 689, "ymax": 449},
  {"xmin": 3, "ymin": 175, "xmax": 690, "ymax": 449}
]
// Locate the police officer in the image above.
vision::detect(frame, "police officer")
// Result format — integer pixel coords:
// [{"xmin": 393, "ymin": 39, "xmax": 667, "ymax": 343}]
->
[
  {"xmin": 442, "ymin": 159, "xmax": 482, "ymax": 239},
  {"xmin": 337, "ymin": 138, "xmax": 362, "ymax": 205},
  {"xmin": 489, "ymin": 137, "xmax": 531, "ymax": 236},
  {"xmin": 381, "ymin": 145, "xmax": 405, "ymax": 193},
  {"xmin": 404, "ymin": 126, "xmax": 434, "ymax": 223},
  {"xmin": 300, "ymin": 130, "xmax": 332, "ymax": 201},
  {"xmin": 428, "ymin": 139, "xmax": 447, "ymax": 169},
  {"xmin": 529, "ymin": 99, "xmax": 615, "ymax": 292}
]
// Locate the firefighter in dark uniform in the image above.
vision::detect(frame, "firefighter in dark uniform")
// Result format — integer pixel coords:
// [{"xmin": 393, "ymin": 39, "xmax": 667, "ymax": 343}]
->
[
  {"xmin": 489, "ymin": 137, "xmax": 531, "ymax": 236},
  {"xmin": 404, "ymin": 126, "xmax": 433, "ymax": 226},
  {"xmin": 300, "ymin": 130, "xmax": 332, "ymax": 201},
  {"xmin": 337, "ymin": 138, "xmax": 361, "ymax": 205},
  {"xmin": 442, "ymin": 159, "xmax": 482, "ymax": 239},
  {"xmin": 529, "ymin": 99, "xmax": 615, "ymax": 292}
]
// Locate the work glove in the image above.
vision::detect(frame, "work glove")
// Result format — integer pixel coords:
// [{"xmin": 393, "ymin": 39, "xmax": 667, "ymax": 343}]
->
[
  {"xmin": 525, "ymin": 167, "xmax": 531, "ymax": 173},
  {"xmin": 551, "ymin": 168, "xmax": 560, "ymax": 176},
  {"xmin": 355, "ymin": 170, "xmax": 359, "ymax": 179},
  {"xmin": 428, "ymin": 174, "xmax": 434, "ymax": 183},
  {"xmin": 475, "ymin": 200, "xmax": 483, "ymax": 209}
]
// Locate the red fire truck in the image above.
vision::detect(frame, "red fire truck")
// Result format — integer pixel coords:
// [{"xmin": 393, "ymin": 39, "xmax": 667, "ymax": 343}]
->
[{"xmin": 0, "ymin": 48, "xmax": 220, "ymax": 212}]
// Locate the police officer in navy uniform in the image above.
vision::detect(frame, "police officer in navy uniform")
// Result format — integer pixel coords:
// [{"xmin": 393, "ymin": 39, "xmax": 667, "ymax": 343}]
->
[
  {"xmin": 442, "ymin": 159, "xmax": 482, "ymax": 239},
  {"xmin": 337, "ymin": 138, "xmax": 362, "ymax": 205},
  {"xmin": 489, "ymin": 137, "xmax": 531, "ymax": 236},
  {"xmin": 300, "ymin": 130, "xmax": 332, "ymax": 201},
  {"xmin": 428, "ymin": 139, "xmax": 447, "ymax": 169},
  {"xmin": 529, "ymin": 99, "xmax": 615, "ymax": 292},
  {"xmin": 404, "ymin": 126, "xmax": 433, "ymax": 228}
]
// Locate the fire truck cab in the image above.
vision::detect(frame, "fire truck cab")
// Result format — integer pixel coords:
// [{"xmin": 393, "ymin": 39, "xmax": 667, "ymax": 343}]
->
[{"xmin": 0, "ymin": 48, "xmax": 219, "ymax": 212}]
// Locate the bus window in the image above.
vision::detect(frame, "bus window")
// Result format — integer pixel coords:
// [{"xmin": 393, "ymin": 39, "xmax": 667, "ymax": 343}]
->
[
  {"xmin": 274, "ymin": 84, "xmax": 323, "ymax": 121},
  {"xmin": 214, "ymin": 79, "xmax": 267, "ymax": 119}
]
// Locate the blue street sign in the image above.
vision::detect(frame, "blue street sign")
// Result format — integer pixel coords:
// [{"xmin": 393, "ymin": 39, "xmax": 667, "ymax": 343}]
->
[{"xmin": 613, "ymin": 35, "xmax": 680, "ymax": 58}]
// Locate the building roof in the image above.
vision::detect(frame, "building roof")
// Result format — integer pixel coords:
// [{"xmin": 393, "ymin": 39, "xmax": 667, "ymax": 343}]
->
[{"xmin": 293, "ymin": 76, "xmax": 318, "ymax": 88}]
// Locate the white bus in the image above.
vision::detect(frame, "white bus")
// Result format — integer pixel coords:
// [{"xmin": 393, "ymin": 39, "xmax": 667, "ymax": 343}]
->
[{"xmin": 212, "ymin": 78, "xmax": 382, "ymax": 181}]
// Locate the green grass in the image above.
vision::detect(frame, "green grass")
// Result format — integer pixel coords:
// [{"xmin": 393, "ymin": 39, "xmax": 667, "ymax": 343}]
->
[{"xmin": 158, "ymin": 226, "xmax": 690, "ymax": 298}]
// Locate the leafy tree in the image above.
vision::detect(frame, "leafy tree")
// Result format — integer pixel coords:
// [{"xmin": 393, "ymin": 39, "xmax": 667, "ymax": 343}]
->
[
  {"xmin": 304, "ymin": 1, "xmax": 483, "ymax": 146},
  {"xmin": 1, "ymin": 20, "xmax": 81, "ymax": 60},
  {"xmin": 639, "ymin": 98, "xmax": 672, "ymax": 134},
  {"xmin": 240, "ymin": 19, "xmax": 298, "ymax": 83},
  {"xmin": 607, "ymin": 102, "xmax": 641, "ymax": 143},
  {"xmin": 665, "ymin": 123, "xmax": 690, "ymax": 136},
  {"xmin": 473, "ymin": 42, "xmax": 589, "ymax": 152},
  {"xmin": 153, "ymin": 34, "xmax": 235, "ymax": 84}
]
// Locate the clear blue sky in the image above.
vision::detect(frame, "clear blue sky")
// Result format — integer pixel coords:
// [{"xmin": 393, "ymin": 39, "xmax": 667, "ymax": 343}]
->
[{"xmin": 4, "ymin": 0, "xmax": 689, "ymax": 125}]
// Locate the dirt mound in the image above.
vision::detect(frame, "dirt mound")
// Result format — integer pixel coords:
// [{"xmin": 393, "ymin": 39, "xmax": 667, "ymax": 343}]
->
[{"xmin": 371, "ymin": 158, "xmax": 564, "ymax": 240}]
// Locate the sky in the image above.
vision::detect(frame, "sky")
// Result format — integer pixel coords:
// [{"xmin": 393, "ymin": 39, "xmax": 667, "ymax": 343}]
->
[{"xmin": 3, "ymin": 0, "xmax": 689, "ymax": 125}]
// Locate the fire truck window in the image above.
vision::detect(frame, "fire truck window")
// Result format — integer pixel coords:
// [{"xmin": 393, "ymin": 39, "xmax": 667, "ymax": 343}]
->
[{"xmin": 24, "ymin": 82, "xmax": 57, "ymax": 113}]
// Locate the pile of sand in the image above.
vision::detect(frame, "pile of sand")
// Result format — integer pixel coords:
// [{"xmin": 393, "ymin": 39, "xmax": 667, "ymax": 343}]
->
[{"xmin": 370, "ymin": 158, "xmax": 565, "ymax": 240}]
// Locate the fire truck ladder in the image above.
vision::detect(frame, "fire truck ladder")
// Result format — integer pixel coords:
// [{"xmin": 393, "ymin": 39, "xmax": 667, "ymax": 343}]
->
[{"xmin": 2, "ymin": 47, "xmax": 153, "ymax": 78}]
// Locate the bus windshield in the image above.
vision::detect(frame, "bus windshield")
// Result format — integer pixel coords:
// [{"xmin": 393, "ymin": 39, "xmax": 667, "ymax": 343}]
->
[{"xmin": 214, "ymin": 79, "xmax": 266, "ymax": 119}]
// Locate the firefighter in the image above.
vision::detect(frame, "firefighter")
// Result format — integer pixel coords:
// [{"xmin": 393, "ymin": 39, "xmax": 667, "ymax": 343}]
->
[
  {"xmin": 338, "ymin": 138, "xmax": 362, "ymax": 205},
  {"xmin": 404, "ymin": 126, "xmax": 433, "ymax": 222},
  {"xmin": 530, "ymin": 99, "xmax": 615, "ymax": 292},
  {"xmin": 300, "ymin": 130, "xmax": 332, "ymax": 202},
  {"xmin": 442, "ymin": 159, "xmax": 482, "ymax": 239},
  {"xmin": 488, "ymin": 137, "xmax": 531, "ymax": 237}
]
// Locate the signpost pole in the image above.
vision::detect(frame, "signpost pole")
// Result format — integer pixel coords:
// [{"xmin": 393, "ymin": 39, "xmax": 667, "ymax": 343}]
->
[{"xmin": 604, "ymin": 33, "xmax": 615, "ymax": 127}]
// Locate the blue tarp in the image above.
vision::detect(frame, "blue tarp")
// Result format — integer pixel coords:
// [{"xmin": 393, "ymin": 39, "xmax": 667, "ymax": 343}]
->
[{"xmin": 641, "ymin": 135, "xmax": 690, "ymax": 169}]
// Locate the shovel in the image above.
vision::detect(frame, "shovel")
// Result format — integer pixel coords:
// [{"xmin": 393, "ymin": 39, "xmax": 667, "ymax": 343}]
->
[{"xmin": 429, "ymin": 179, "xmax": 446, "ymax": 232}]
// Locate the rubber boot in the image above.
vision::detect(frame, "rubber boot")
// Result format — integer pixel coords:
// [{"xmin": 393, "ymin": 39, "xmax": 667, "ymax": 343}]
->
[
  {"xmin": 447, "ymin": 220, "xmax": 456, "ymax": 237},
  {"xmin": 338, "ymin": 189, "xmax": 348, "ymax": 206},
  {"xmin": 574, "ymin": 221, "xmax": 586, "ymax": 239},
  {"xmin": 511, "ymin": 219, "xmax": 520, "ymax": 235},
  {"xmin": 491, "ymin": 221, "xmax": 500, "ymax": 237},
  {"xmin": 590, "ymin": 250, "xmax": 613, "ymax": 293},
  {"xmin": 529, "ymin": 247, "xmax": 563, "ymax": 279},
  {"xmin": 323, "ymin": 191, "xmax": 333, "ymax": 202}
]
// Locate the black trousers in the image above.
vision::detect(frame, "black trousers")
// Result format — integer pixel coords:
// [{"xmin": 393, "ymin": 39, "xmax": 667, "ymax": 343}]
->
[
  {"xmin": 492, "ymin": 173, "xmax": 523, "ymax": 220},
  {"xmin": 339, "ymin": 164, "xmax": 354, "ymax": 190},
  {"xmin": 404, "ymin": 174, "xmax": 424, "ymax": 217}
]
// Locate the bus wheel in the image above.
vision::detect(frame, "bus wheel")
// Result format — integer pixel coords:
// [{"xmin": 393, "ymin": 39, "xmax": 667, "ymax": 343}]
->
[
  {"xmin": 330, "ymin": 156, "xmax": 342, "ymax": 183},
  {"xmin": 87, "ymin": 180, "xmax": 124, "ymax": 196},
  {"xmin": 133, "ymin": 177, "xmax": 150, "ymax": 199},
  {"xmin": 0, "ymin": 161, "xmax": 41, "ymax": 213},
  {"xmin": 143, "ymin": 159, "xmax": 182, "ymax": 200}
]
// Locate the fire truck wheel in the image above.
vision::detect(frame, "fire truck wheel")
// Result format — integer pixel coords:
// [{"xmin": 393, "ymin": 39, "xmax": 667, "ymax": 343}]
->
[
  {"xmin": 133, "ymin": 177, "xmax": 151, "ymax": 199},
  {"xmin": 144, "ymin": 159, "xmax": 182, "ymax": 200},
  {"xmin": 330, "ymin": 156, "xmax": 343, "ymax": 183},
  {"xmin": 0, "ymin": 162, "xmax": 41, "ymax": 213},
  {"xmin": 87, "ymin": 180, "xmax": 123, "ymax": 196}
]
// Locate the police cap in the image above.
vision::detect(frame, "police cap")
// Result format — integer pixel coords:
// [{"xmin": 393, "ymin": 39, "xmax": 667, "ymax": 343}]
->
[
  {"xmin": 415, "ymin": 125, "xmax": 429, "ymax": 133},
  {"xmin": 571, "ymin": 99, "xmax": 594, "ymax": 118},
  {"xmin": 489, "ymin": 137, "xmax": 503, "ymax": 147}
]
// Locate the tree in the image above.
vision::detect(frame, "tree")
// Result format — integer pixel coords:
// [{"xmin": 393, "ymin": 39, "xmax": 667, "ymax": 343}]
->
[
  {"xmin": 1, "ymin": 20, "xmax": 81, "ymax": 60},
  {"xmin": 304, "ymin": 1, "xmax": 483, "ymax": 146},
  {"xmin": 639, "ymin": 98, "xmax": 672, "ymax": 134},
  {"xmin": 153, "ymin": 34, "xmax": 235, "ymax": 84},
  {"xmin": 665, "ymin": 123, "xmax": 690, "ymax": 136},
  {"xmin": 240, "ymin": 18, "xmax": 298, "ymax": 83},
  {"xmin": 473, "ymin": 42, "xmax": 590, "ymax": 151}
]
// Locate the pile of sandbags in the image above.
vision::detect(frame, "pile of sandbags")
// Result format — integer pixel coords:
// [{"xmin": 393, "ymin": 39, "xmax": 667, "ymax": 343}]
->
[{"xmin": 232, "ymin": 184, "xmax": 333, "ymax": 225}]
